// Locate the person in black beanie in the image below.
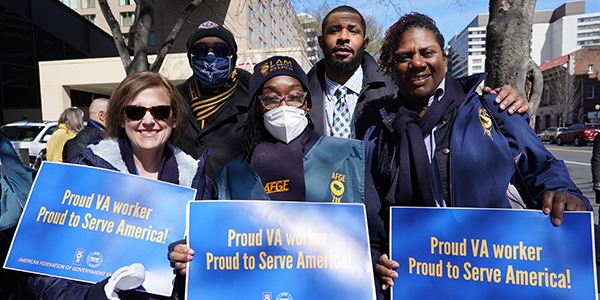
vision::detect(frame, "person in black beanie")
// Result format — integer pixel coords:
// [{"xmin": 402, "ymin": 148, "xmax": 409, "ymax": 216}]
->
[
  {"xmin": 168, "ymin": 56, "xmax": 387, "ymax": 298},
  {"xmin": 175, "ymin": 20, "xmax": 252, "ymax": 180}
]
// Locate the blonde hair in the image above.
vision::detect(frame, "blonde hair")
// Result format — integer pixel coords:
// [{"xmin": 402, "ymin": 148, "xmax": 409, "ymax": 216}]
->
[{"xmin": 58, "ymin": 107, "xmax": 84, "ymax": 133}]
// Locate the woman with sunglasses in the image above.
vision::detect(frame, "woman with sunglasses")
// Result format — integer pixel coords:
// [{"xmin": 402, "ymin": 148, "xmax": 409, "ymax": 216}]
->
[
  {"xmin": 28, "ymin": 72, "xmax": 213, "ymax": 300},
  {"xmin": 168, "ymin": 56, "xmax": 386, "ymax": 298}
]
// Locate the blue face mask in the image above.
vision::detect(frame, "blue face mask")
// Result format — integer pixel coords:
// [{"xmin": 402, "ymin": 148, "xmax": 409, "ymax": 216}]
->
[{"xmin": 191, "ymin": 53, "xmax": 232, "ymax": 87}]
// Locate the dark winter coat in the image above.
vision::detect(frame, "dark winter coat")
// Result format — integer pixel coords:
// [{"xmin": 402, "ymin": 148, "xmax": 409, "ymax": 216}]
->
[
  {"xmin": 592, "ymin": 134, "xmax": 600, "ymax": 185},
  {"xmin": 63, "ymin": 120, "xmax": 104, "ymax": 163},
  {"xmin": 28, "ymin": 138, "xmax": 213, "ymax": 300},
  {"xmin": 365, "ymin": 73, "xmax": 590, "ymax": 209},
  {"xmin": 307, "ymin": 52, "xmax": 397, "ymax": 139},
  {"xmin": 175, "ymin": 69, "xmax": 252, "ymax": 180}
]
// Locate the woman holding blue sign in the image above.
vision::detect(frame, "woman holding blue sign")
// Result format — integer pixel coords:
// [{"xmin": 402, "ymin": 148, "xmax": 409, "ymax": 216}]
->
[
  {"xmin": 365, "ymin": 12, "xmax": 592, "ymax": 294},
  {"xmin": 28, "ymin": 72, "xmax": 214, "ymax": 299},
  {"xmin": 168, "ymin": 56, "xmax": 386, "ymax": 298}
]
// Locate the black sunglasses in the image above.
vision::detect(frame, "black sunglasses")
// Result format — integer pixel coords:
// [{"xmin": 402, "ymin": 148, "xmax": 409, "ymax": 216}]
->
[
  {"xmin": 123, "ymin": 105, "xmax": 172, "ymax": 121},
  {"xmin": 191, "ymin": 44, "xmax": 232, "ymax": 58}
]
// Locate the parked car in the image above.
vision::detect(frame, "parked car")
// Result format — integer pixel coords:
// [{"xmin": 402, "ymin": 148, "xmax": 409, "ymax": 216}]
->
[
  {"xmin": 537, "ymin": 126, "xmax": 568, "ymax": 144},
  {"xmin": 0, "ymin": 120, "xmax": 58, "ymax": 165},
  {"xmin": 556, "ymin": 123, "xmax": 600, "ymax": 146}
]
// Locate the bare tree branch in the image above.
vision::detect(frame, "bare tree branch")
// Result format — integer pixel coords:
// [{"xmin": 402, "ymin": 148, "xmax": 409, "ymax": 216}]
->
[
  {"xmin": 150, "ymin": 0, "xmax": 204, "ymax": 72},
  {"xmin": 546, "ymin": 67, "xmax": 582, "ymax": 126},
  {"xmin": 98, "ymin": 0, "xmax": 131, "ymax": 71}
]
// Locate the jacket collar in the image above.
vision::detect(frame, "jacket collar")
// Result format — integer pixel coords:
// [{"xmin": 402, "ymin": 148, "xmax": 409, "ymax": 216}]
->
[{"xmin": 84, "ymin": 138, "xmax": 198, "ymax": 187}]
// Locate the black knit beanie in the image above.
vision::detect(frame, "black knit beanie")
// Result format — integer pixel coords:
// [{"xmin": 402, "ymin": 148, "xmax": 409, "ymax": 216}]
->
[
  {"xmin": 249, "ymin": 56, "xmax": 311, "ymax": 108},
  {"xmin": 186, "ymin": 21, "xmax": 238, "ymax": 65}
]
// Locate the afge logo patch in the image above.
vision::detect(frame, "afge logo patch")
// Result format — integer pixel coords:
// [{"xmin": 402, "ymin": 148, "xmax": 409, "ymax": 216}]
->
[
  {"xmin": 330, "ymin": 172, "xmax": 346, "ymax": 203},
  {"xmin": 478, "ymin": 106, "xmax": 493, "ymax": 140},
  {"xmin": 72, "ymin": 248, "xmax": 85, "ymax": 266}
]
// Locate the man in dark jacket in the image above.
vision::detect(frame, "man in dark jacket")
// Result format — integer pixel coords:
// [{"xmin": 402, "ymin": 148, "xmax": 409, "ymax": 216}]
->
[
  {"xmin": 592, "ymin": 134, "xmax": 600, "ymax": 204},
  {"xmin": 308, "ymin": 5, "xmax": 397, "ymax": 139},
  {"xmin": 175, "ymin": 20, "xmax": 252, "ymax": 180},
  {"xmin": 63, "ymin": 98, "xmax": 108, "ymax": 163},
  {"xmin": 308, "ymin": 6, "xmax": 528, "ymax": 140}
]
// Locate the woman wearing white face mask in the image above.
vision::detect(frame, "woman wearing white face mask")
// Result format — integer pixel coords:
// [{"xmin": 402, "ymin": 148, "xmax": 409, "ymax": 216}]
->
[
  {"xmin": 218, "ymin": 55, "xmax": 377, "ymax": 204},
  {"xmin": 167, "ymin": 57, "xmax": 387, "ymax": 295}
]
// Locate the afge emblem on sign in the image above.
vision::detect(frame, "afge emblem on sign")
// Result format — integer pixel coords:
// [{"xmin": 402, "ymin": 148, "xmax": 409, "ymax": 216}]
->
[
  {"xmin": 276, "ymin": 292, "xmax": 293, "ymax": 300},
  {"xmin": 86, "ymin": 251, "xmax": 103, "ymax": 268},
  {"xmin": 72, "ymin": 248, "xmax": 85, "ymax": 266},
  {"xmin": 330, "ymin": 172, "xmax": 346, "ymax": 203}
]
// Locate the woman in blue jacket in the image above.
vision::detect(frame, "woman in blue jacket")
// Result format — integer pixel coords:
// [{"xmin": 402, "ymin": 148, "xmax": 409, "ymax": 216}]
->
[
  {"xmin": 168, "ymin": 56, "xmax": 387, "ymax": 298},
  {"xmin": 28, "ymin": 72, "xmax": 213, "ymax": 300},
  {"xmin": 366, "ymin": 12, "xmax": 591, "ymax": 292}
]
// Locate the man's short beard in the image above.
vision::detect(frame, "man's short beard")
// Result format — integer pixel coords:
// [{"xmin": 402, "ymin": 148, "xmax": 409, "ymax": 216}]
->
[{"xmin": 324, "ymin": 44, "xmax": 365, "ymax": 74}]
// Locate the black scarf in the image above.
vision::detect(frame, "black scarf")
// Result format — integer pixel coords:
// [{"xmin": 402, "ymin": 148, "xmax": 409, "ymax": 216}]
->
[
  {"xmin": 188, "ymin": 70, "xmax": 239, "ymax": 129},
  {"xmin": 386, "ymin": 76, "xmax": 467, "ymax": 206},
  {"xmin": 249, "ymin": 128, "xmax": 318, "ymax": 201},
  {"xmin": 119, "ymin": 138, "xmax": 179, "ymax": 184}
]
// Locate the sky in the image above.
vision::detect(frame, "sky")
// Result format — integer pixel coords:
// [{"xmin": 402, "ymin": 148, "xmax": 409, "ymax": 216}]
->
[{"xmin": 293, "ymin": 0, "xmax": 600, "ymax": 46}]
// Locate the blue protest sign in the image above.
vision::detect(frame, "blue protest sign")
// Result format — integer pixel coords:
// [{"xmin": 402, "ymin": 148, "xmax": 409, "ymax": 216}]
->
[
  {"xmin": 4, "ymin": 162, "xmax": 196, "ymax": 296},
  {"xmin": 186, "ymin": 200, "xmax": 376, "ymax": 300},
  {"xmin": 390, "ymin": 207, "xmax": 597, "ymax": 299}
]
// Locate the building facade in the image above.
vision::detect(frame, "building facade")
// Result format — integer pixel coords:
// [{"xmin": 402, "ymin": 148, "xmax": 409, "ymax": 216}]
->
[
  {"xmin": 297, "ymin": 13, "xmax": 323, "ymax": 66},
  {"xmin": 23, "ymin": 0, "xmax": 311, "ymax": 120},
  {"xmin": 537, "ymin": 46, "xmax": 600, "ymax": 130},
  {"xmin": 0, "ymin": 0, "xmax": 118, "ymax": 124},
  {"xmin": 447, "ymin": 0, "xmax": 600, "ymax": 78},
  {"xmin": 64, "ymin": 0, "xmax": 308, "ymax": 58}
]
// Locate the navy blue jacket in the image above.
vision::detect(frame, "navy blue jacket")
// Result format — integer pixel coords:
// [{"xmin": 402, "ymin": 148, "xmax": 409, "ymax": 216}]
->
[
  {"xmin": 28, "ymin": 138, "xmax": 213, "ymax": 300},
  {"xmin": 366, "ymin": 73, "xmax": 591, "ymax": 209},
  {"xmin": 307, "ymin": 52, "xmax": 397, "ymax": 139}
]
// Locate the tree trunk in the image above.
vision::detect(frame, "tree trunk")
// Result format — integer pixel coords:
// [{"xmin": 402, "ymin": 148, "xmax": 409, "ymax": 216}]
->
[{"xmin": 485, "ymin": 0, "xmax": 542, "ymax": 126}]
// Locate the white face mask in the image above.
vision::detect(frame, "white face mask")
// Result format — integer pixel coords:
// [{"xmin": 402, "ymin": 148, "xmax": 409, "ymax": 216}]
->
[{"xmin": 263, "ymin": 106, "xmax": 308, "ymax": 143}]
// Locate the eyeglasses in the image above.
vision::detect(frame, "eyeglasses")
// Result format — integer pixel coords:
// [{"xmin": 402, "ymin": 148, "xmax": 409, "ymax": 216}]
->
[
  {"xmin": 123, "ymin": 105, "xmax": 172, "ymax": 121},
  {"xmin": 191, "ymin": 44, "xmax": 232, "ymax": 58},
  {"xmin": 258, "ymin": 92, "xmax": 308, "ymax": 110}
]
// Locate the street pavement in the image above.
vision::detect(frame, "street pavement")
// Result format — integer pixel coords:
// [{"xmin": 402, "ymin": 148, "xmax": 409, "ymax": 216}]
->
[{"xmin": 545, "ymin": 144, "xmax": 598, "ymax": 224}]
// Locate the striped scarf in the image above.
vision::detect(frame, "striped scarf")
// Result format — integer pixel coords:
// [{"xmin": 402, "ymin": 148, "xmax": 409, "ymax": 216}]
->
[{"xmin": 188, "ymin": 70, "xmax": 239, "ymax": 129}]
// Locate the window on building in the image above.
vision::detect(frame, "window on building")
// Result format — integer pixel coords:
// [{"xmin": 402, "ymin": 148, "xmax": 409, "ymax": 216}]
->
[
  {"xmin": 61, "ymin": 0, "xmax": 77, "ymax": 9},
  {"xmin": 587, "ymin": 86, "xmax": 595, "ymax": 99},
  {"xmin": 119, "ymin": 0, "xmax": 133, "ymax": 5},
  {"xmin": 258, "ymin": 1, "xmax": 265, "ymax": 16},
  {"xmin": 120, "ymin": 12, "xmax": 135, "ymax": 27},
  {"xmin": 248, "ymin": 28, "xmax": 254, "ymax": 44},
  {"xmin": 123, "ymin": 33, "xmax": 130, "ymax": 46},
  {"xmin": 259, "ymin": 38, "xmax": 266, "ymax": 49},
  {"xmin": 259, "ymin": 19, "xmax": 266, "ymax": 35},
  {"xmin": 81, "ymin": 0, "xmax": 95, "ymax": 8},
  {"xmin": 248, "ymin": 7, "xmax": 253, "ymax": 23},
  {"xmin": 83, "ymin": 14, "xmax": 96, "ymax": 24},
  {"xmin": 148, "ymin": 31, "xmax": 156, "ymax": 46},
  {"xmin": 589, "ymin": 64, "xmax": 595, "ymax": 74},
  {"xmin": 270, "ymin": 17, "xmax": 276, "ymax": 29}
]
